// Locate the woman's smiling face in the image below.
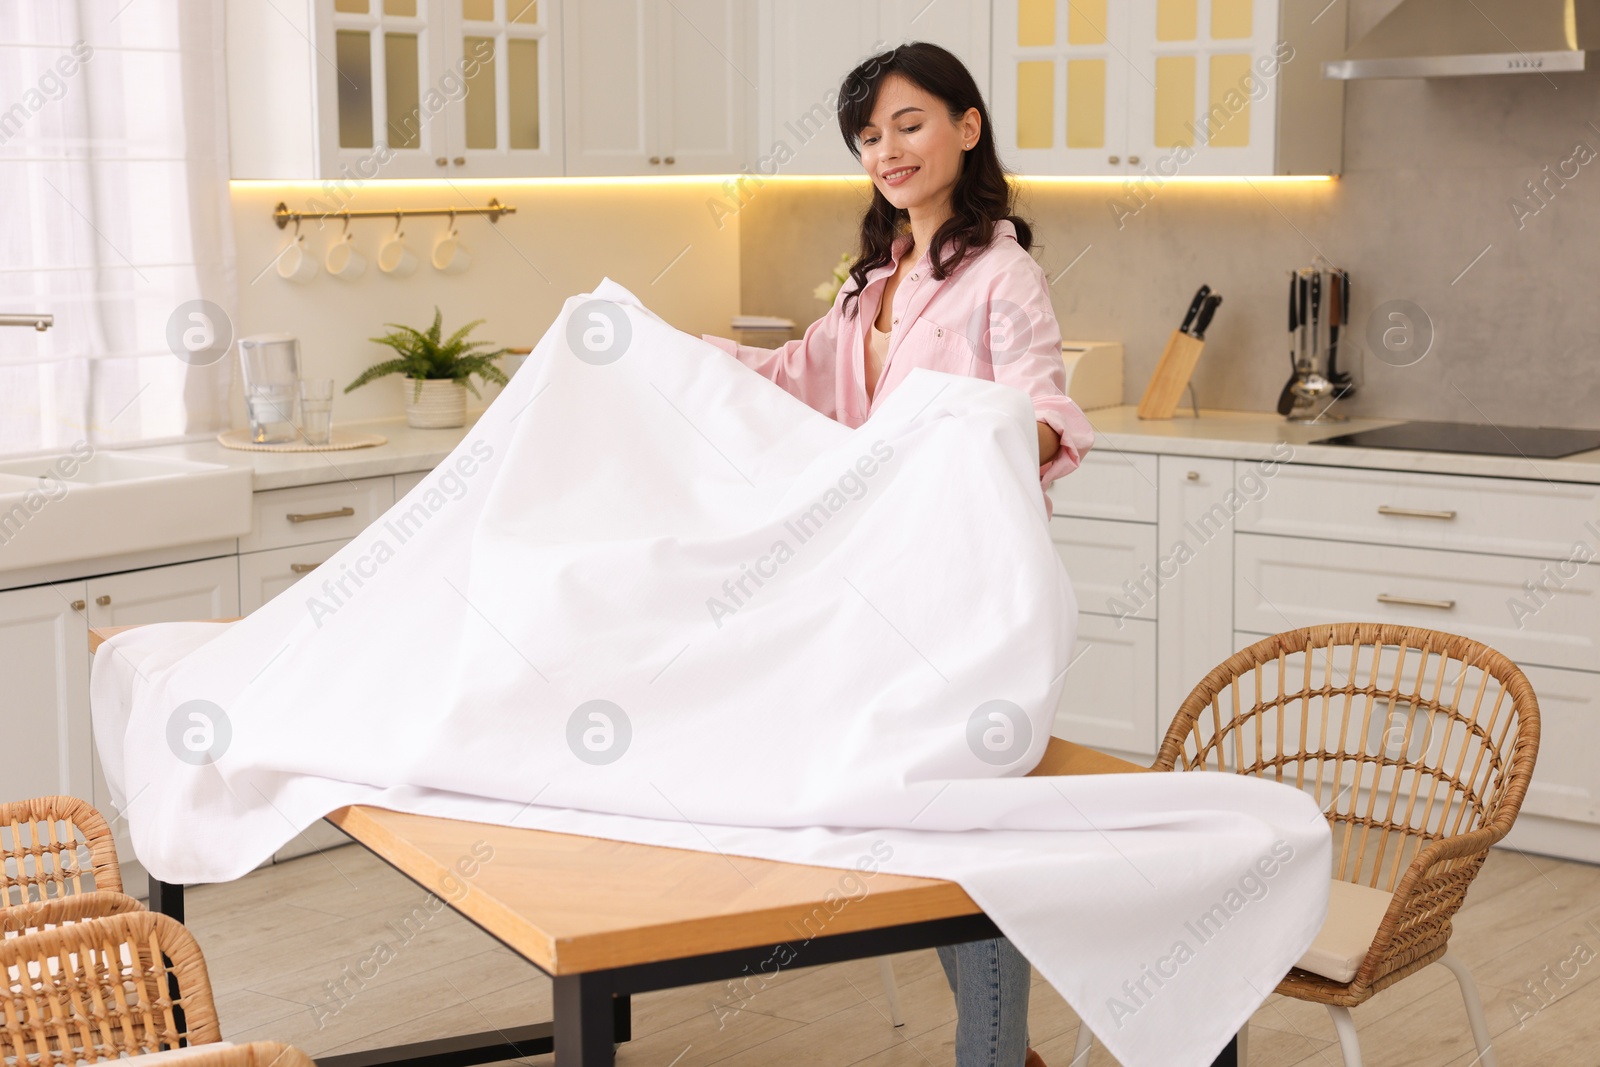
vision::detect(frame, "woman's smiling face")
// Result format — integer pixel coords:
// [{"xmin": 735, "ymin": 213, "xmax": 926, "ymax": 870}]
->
[{"xmin": 858, "ymin": 74, "xmax": 979, "ymax": 217}]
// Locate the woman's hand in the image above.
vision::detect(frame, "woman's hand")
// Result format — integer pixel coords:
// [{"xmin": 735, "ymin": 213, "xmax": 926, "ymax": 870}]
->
[{"xmin": 1037, "ymin": 421, "xmax": 1061, "ymax": 466}]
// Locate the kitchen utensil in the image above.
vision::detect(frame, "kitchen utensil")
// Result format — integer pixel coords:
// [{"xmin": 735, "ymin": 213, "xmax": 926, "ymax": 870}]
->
[
  {"xmin": 297, "ymin": 378, "xmax": 335, "ymax": 446},
  {"xmin": 275, "ymin": 234, "xmax": 318, "ymax": 284},
  {"xmin": 1179, "ymin": 285, "xmax": 1211, "ymax": 335},
  {"xmin": 1308, "ymin": 270, "xmax": 1321, "ymax": 369},
  {"xmin": 238, "ymin": 334, "xmax": 302, "ymax": 443},
  {"xmin": 325, "ymin": 230, "xmax": 367, "ymax": 280},
  {"xmin": 1328, "ymin": 269, "xmax": 1355, "ymax": 395},
  {"xmin": 1191, "ymin": 294, "xmax": 1222, "ymax": 339},
  {"xmin": 1277, "ymin": 275, "xmax": 1300, "ymax": 416}
]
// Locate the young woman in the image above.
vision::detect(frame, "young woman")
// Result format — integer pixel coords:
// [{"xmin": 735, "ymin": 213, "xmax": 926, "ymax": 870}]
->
[{"xmin": 704, "ymin": 42, "xmax": 1093, "ymax": 1067}]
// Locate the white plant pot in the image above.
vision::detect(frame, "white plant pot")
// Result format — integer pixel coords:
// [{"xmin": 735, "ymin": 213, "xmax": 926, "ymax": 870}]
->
[{"xmin": 406, "ymin": 378, "xmax": 467, "ymax": 428}]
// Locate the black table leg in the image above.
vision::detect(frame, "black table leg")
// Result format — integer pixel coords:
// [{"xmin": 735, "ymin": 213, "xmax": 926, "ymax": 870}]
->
[
  {"xmin": 553, "ymin": 974, "xmax": 617, "ymax": 1066},
  {"xmin": 149, "ymin": 876, "xmax": 185, "ymax": 922},
  {"xmin": 1209, "ymin": 1034, "xmax": 1238, "ymax": 1067}
]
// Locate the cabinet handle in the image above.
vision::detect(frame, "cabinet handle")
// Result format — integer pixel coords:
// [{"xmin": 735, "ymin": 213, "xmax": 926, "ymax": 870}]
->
[
  {"xmin": 287, "ymin": 507, "xmax": 355, "ymax": 524},
  {"xmin": 664, "ymin": 155, "xmax": 675, "ymax": 165},
  {"xmin": 435, "ymin": 156, "xmax": 448, "ymax": 166},
  {"xmin": 96, "ymin": 595, "xmax": 111, "ymax": 606},
  {"xmin": 1377, "ymin": 593, "xmax": 1457, "ymax": 611},
  {"xmin": 1128, "ymin": 155, "xmax": 1141, "ymax": 165},
  {"xmin": 1108, "ymin": 155, "xmax": 1120, "ymax": 165},
  {"xmin": 1377, "ymin": 505, "xmax": 1458, "ymax": 521},
  {"xmin": 648, "ymin": 155, "xmax": 661, "ymax": 164},
  {"xmin": 71, "ymin": 600, "xmax": 85, "ymax": 612},
  {"xmin": 452, "ymin": 156, "xmax": 465, "ymax": 165},
  {"xmin": 1186, "ymin": 471, "xmax": 1200, "ymax": 481},
  {"xmin": 290, "ymin": 563, "xmax": 319, "ymax": 574}
]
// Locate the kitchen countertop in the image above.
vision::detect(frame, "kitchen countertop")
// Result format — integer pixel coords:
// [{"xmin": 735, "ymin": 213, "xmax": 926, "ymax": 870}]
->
[
  {"xmin": 129, "ymin": 415, "xmax": 483, "ymax": 491},
  {"xmin": 1085, "ymin": 406, "xmax": 1600, "ymax": 485}
]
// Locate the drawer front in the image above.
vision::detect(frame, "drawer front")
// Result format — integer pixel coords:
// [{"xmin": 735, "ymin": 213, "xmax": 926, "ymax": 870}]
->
[
  {"xmin": 240, "ymin": 477, "xmax": 394, "ymax": 553},
  {"xmin": 1235, "ymin": 463, "xmax": 1600, "ymax": 561},
  {"xmin": 394, "ymin": 469, "xmax": 428, "ymax": 498},
  {"xmin": 239, "ymin": 540, "xmax": 349, "ymax": 614},
  {"xmin": 1054, "ymin": 614, "xmax": 1157, "ymax": 757},
  {"xmin": 1048, "ymin": 449, "xmax": 1158, "ymax": 524},
  {"xmin": 1051, "ymin": 516, "xmax": 1158, "ymax": 622},
  {"xmin": 1235, "ymin": 534, "xmax": 1600, "ymax": 673}
]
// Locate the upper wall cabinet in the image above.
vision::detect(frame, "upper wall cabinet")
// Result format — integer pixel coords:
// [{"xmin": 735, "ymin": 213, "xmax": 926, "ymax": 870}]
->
[
  {"xmin": 562, "ymin": 0, "xmax": 751, "ymax": 176},
  {"xmin": 990, "ymin": 0, "xmax": 1345, "ymax": 177},
  {"xmin": 755, "ymin": 0, "xmax": 992, "ymax": 176},
  {"xmin": 228, "ymin": 0, "xmax": 565, "ymax": 179}
]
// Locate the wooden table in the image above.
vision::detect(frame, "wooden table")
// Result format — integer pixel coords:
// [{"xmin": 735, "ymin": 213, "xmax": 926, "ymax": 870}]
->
[{"xmin": 92, "ymin": 624, "xmax": 1238, "ymax": 1067}]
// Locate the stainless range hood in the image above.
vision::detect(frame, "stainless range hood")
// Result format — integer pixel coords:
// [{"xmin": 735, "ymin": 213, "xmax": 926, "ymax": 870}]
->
[{"xmin": 1324, "ymin": 0, "xmax": 1600, "ymax": 79}]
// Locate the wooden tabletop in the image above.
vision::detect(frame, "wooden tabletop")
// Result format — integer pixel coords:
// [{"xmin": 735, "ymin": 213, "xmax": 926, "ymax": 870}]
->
[{"xmin": 90, "ymin": 622, "xmax": 1149, "ymax": 975}]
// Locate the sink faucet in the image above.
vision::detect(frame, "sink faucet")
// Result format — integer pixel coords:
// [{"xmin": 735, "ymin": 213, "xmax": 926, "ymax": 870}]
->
[{"xmin": 0, "ymin": 313, "xmax": 54, "ymax": 331}]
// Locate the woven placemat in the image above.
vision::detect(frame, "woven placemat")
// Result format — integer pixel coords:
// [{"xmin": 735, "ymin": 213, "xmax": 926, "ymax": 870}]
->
[{"xmin": 217, "ymin": 428, "xmax": 388, "ymax": 452}]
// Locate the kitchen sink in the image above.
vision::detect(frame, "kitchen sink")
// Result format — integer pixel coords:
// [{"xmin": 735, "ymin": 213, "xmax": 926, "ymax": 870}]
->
[{"xmin": 0, "ymin": 451, "xmax": 254, "ymax": 573}]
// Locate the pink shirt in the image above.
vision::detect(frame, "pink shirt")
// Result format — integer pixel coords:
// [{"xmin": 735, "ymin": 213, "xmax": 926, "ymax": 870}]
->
[{"xmin": 704, "ymin": 220, "xmax": 1094, "ymax": 511}]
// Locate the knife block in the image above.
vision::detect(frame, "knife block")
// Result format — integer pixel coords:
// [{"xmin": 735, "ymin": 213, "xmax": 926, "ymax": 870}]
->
[{"xmin": 1137, "ymin": 329, "xmax": 1206, "ymax": 420}]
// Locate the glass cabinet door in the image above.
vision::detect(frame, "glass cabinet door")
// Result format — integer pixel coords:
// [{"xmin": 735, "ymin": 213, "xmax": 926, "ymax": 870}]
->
[
  {"xmin": 445, "ymin": 0, "xmax": 565, "ymax": 175},
  {"xmin": 324, "ymin": 0, "xmax": 449, "ymax": 178},
  {"xmin": 990, "ymin": 0, "xmax": 1133, "ymax": 176},
  {"xmin": 1124, "ymin": 0, "xmax": 1279, "ymax": 177}
]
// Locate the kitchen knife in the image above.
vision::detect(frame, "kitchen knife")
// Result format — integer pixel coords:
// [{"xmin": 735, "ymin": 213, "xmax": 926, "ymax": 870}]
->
[
  {"xmin": 1191, "ymin": 294, "xmax": 1223, "ymax": 339},
  {"xmin": 1180, "ymin": 285, "xmax": 1211, "ymax": 335},
  {"xmin": 1297, "ymin": 271, "xmax": 1309, "ymax": 369},
  {"xmin": 1309, "ymin": 271, "xmax": 1322, "ymax": 372},
  {"xmin": 1287, "ymin": 274, "xmax": 1299, "ymax": 370}
]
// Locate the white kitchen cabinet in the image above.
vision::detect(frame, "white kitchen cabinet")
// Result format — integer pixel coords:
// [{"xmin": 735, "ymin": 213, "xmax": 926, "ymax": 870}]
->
[
  {"xmin": 0, "ymin": 582, "xmax": 91, "ymax": 802},
  {"xmin": 990, "ymin": 0, "xmax": 1345, "ymax": 177},
  {"xmin": 1051, "ymin": 515, "xmax": 1158, "ymax": 623},
  {"xmin": 755, "ymin": 0, "xmax": 991, "ymax": 176},
  {"xmin": 1155, "ymin": 456, "xmax": 1235, "ymax": 737},
  {"xmin": 227, "ymin": 0, "xmax": 564, "ymax": 179},
  {"xmin": 1047, "ymin": 449, "xmax": 1159, "ymax": 523},
  {"xmin": 563, "ymin": 0, "xmax": 750, "ymax": 175}
]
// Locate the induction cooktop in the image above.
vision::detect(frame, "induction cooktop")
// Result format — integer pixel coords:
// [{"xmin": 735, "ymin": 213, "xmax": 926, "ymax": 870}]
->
[{"xmin": 1313, "ymin": 420, "xmax": 1600, "ymax": 459}]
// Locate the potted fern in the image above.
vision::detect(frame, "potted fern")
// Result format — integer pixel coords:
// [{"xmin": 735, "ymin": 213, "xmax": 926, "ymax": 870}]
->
[{"xmin": 345, "ymin": 307, "xmax": 510, "ymax": 428}]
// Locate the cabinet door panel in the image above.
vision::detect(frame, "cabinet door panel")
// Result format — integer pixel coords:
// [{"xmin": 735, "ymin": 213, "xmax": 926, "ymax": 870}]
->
[
  {"xmin": 86, "ymin": 557, "xmax": 241, "ymax": 628},
  {"xmin": 760, "ymin": 0, "xmax": 880, "ymax": 175},
  {"xmin": 563, "ymin": 0, "xmax": 657, "ymax": 174},
  {"xmin": 1052, "ymin": 516, "xmax": 1158, "ymax": 622},
  {"xmin": 657, "ymin": 0, "xmax": 749, "ymax": 173},
  {"xmin": 1156, "ymin": 456, "xmax": 1236, "ymax": 738},
  {"xmin": 446, "ymin": 0, "xmax": 566, "ymax": 175},
  {"xmin": 1054, "ymin": 613, "xmax": 1157, "ymax": 757},
  {"xmin": 0, "ymin": 582, "xmax": 90, "ymax": 802}
]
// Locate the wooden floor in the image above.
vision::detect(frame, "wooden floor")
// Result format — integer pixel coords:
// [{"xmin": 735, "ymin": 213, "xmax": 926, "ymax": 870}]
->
[{"xmin": 188, "ymin": 833, "xmax": 1600, "ymax": 1067}]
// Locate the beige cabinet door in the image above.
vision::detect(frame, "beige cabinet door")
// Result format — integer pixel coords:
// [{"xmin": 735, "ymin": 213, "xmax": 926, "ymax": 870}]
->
[
  {"xmin": 654, "ymin": 0, "xmax": 750, "ymax": 174},
  {"xmin": 0, "ymin": 581, "xmax": 91, "ymax": 802}
]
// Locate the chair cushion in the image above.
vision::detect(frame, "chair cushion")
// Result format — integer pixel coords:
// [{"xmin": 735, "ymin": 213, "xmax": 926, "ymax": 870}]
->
[{"xmin": 1294, "ymin": 879, "xmax": 1394, "ymax": 983}]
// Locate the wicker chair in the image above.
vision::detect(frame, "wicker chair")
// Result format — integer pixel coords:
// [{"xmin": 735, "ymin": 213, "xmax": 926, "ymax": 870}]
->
[
  {"xmin": 89, "ymin": 1041, "xmax": 318, "ymax": 1067},
  {"xmin": 1072, "ymin": 623, "xmax": 1538, "ymax": 1067},
  {"xmin": 1, "ymin": 796, "xmax": 123, "ymax": 906},
  {"xmin": 0, "ymin": 910, "xmax": 221, "ymax": 1065}
]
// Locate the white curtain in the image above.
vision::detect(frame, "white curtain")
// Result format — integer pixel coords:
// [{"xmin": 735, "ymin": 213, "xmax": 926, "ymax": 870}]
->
[{"xmin": 0, "ymin": 0, "xmax": 235, "ymax": 456}]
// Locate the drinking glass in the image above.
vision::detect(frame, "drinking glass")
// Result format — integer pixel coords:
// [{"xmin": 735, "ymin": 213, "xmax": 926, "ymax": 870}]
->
[{"xmin": 298, "ymin": 378, "xmax": 335, "ymax": 446}]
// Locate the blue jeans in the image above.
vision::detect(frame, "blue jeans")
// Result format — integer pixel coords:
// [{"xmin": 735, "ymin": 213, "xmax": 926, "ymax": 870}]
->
[{"xmin": 937, "ymin": 937, "xmax": 1032, "ymax": 1067}]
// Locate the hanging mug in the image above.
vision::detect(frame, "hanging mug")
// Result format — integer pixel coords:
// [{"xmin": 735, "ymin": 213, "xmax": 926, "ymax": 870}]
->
[
  {"xmin": 325, "ymin": 228, "xmax": 367, "ymax": 280},
  {"xmin": 431, "ymin": 222, "xmax": 472, "ymax": 275},
  {"xmin": 378, "ymin": 228, "xmax": 419, "ymax": 277},
  {"xmin": 276, "ymin": 233, "xmax": 319, "ymax": 283}
]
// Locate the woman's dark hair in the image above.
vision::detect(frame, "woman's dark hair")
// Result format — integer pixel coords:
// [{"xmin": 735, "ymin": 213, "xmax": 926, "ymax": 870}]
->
[{"xmin": 835, "ymin": 42, "xmax": 1031, "ymax": 317}]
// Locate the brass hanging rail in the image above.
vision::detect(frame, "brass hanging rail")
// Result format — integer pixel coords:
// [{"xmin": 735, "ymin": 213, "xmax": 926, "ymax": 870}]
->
[{"xmin": 271, "ymin": 198, "xmax": 516, "ymax": 229}]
